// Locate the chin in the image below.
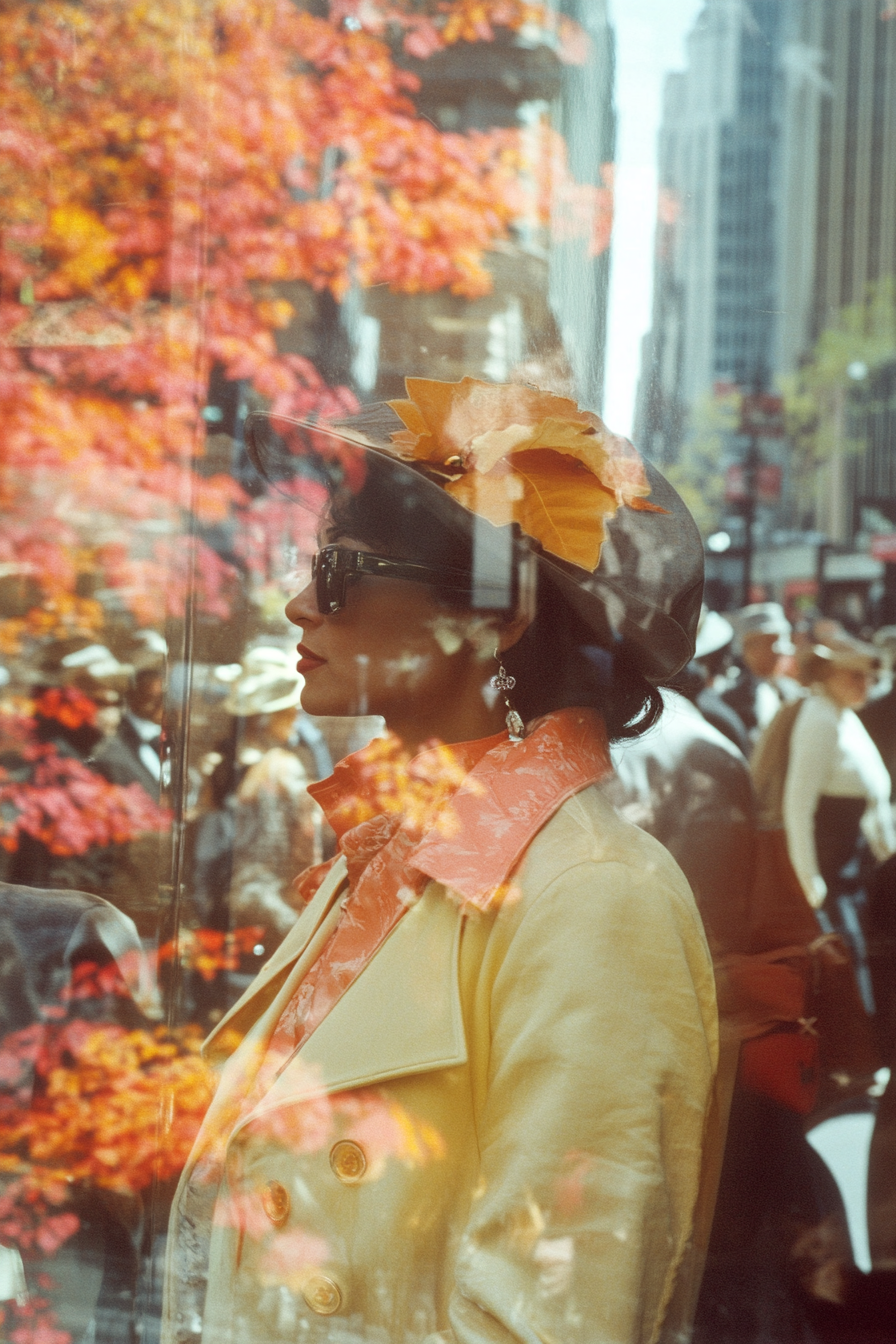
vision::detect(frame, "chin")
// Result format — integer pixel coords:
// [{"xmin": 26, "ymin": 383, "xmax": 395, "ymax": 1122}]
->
[{"xmin": 299, "ymin": 687, "xmax": 361, "ymax": 719}]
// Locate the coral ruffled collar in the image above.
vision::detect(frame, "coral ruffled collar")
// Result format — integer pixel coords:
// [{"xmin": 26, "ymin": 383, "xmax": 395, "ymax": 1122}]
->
[{"xmin": 306, "ymin": 707, "xmax": 612, "ymax": 912}]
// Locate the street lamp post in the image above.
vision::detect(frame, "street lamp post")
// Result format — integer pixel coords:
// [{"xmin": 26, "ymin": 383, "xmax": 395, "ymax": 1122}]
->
[
  {"xmin": 741, "ymin": 431, "xmax": 760, "ymax": 607},
  {"xmin": 737, "ymin": 377, "xmax": 785, "ymax": 607}
]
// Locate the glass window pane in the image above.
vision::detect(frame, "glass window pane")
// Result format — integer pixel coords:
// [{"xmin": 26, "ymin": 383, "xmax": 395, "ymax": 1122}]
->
[{"xmin": 1, "ymin": 3, "xmax": 893, "ymax": 1341}]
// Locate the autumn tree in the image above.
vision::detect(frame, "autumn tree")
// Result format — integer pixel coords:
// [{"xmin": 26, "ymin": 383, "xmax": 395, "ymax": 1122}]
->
[
  {"xmin": 0, "ymin": 0, "xmax": 578, "ymax": 644},
  {"xmin": 780, "ymin": 278, "xmax": 896, "ymax": 518}
]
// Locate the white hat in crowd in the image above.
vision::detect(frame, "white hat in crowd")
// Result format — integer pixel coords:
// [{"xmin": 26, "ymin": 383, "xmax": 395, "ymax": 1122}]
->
[
  {"xmin": 735, "ymin": 602, "xmax": 794, "ymax": 655},
  {"xmin": 216, "ymin": 646, "xmax": 304, "ymax": 717},
  {"xmin": 694, "ymin": 607, "xmax": 734, "ymax": 660}
]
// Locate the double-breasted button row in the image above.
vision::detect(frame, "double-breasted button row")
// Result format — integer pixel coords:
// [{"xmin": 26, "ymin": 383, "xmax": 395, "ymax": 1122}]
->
[
  {"xmin": 261, "ymin": 1179, "xmax": 290, "ymax": 1226},
  {"xmin": 302, "ymin": 1273, "xmax": 342, "ymax": 1315},
  {"xmin": 329, "ymin": 1139, "xmax": 367, "ymax": 1185}
]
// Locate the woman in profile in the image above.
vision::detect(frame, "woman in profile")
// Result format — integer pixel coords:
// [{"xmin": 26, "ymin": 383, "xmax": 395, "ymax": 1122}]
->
[{"xmin": 163, "ymin": 378, "xmax": 719, "ymax": 1344}]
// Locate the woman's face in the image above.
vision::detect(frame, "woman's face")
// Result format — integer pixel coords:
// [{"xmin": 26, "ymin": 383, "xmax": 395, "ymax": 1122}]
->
[
  {"xmin": 284, "ymin": 532, "xmax": 500, "ymax": 747},
  {"xmin": 825, "ymin": 665, "xmax": 876, "ymax": 710}
]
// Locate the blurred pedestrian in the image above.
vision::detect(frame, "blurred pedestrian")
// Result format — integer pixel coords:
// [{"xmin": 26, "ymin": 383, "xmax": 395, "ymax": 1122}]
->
[
  {"xmin": 192, "ymin": 649, "xmax": 323, "ymax": 950},
  {"xmin": 6, "ymin": 640, "xmax": 132, "ymax": 894},
  {"xmin": 93, "ymin": 631, "xmax": 169, "ymax": 934},
  {"xmin": 94, "ymin": 632, "xmax": 167, "ymax": 800},
  {"xmin": 691, "ymin": 606, "xmax": 750, "ymax": 754},
  {"xmin": 606, "ymin": 690, "xmax": 855, "ymax": 1344},
  {"xmin": 723, "ymin": 602, "xmax": 802, "ymax": 746},
  {"xmin": 784, "ymin": 636, "xmax": 895, "ymax": 1013}
]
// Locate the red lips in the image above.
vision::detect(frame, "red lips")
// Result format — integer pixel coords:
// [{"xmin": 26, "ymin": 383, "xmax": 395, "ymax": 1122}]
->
[{"xmin": 296, "ymin": 642, "xmax": 326, "ymax": 672}]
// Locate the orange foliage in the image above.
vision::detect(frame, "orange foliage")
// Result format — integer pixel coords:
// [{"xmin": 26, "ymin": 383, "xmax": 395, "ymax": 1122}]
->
[
  {"xmin": 330, "ymin": 1, "xmax": 590, "ymax": 64},
  {"xmin": 0, "ymin": 1016, "xmax": 217, "ymax": 1311},
  {"xmin": 1, "ymin": 0, "xmax": 550, "ymax": 641},
  {"xmin": 157, "ymin": 925, "xmax": 267, "ymax": 982}
]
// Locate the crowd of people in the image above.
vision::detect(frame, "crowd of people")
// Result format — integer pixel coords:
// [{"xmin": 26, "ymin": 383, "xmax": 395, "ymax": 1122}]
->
[
  {"xmin": 606, "ymin": 601, "xmax": 895, "ymax": 1341},
  {"xmin": 1, "ymin": 591, "xmax": 894, "ymax": 1342}
]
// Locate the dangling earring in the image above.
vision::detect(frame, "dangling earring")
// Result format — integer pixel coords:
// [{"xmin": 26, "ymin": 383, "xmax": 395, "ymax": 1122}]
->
[{"xmin": 491, "ymin": 650, "xmax": 525, "ymax": 743}]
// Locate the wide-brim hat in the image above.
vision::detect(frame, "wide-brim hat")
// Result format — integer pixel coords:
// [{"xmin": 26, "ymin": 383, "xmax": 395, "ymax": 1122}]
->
[
  {"xmin": 694, "ymin": 607, "xmax": 734, "ymax": 660},
  {"xmin": 222, "ymin": 667, "xmax": 304, "ymax": 717},
  {"xmin": 244, "ymin": 379, "xmax": 704, "ymax": 683},
  {"xmin": 805, "ymin": 636, "xmax": 882, "ymax": 676},
  {"xmin": 37, "ymin": 639, "xmax": 134, "ymax": 694},
  {"xmin": 735, "ymin": 602, "xmax": 794, "ymax": 655}
]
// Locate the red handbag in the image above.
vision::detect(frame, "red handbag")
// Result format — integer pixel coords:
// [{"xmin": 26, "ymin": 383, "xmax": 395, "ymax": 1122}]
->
[{"xmin": 739, "ymin": 1027, "xmax": 820, "ymax": 1115}]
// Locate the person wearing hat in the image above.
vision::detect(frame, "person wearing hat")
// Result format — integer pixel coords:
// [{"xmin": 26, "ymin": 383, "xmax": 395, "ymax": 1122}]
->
[
  {"xmin": 88, "ymin": 633, "xmax": 171, "ymax": 934},
  {"xmin": 192, "ymin": 651, "xmax": 323, "ymax": 950},
  {"xmin": 163, "ymin": 378, "xmax": 719, "ymax": 1344},
  {"xmin": 686, "ymin": 606, "xmax": 750, "ymax": 755},
  {"xmin": 722, "ymin": 602, "xmax": 802, "ymax": 747},
  {"xmin": 93, "ymin": 631, "xmax": 167, "ymax": 800},
  {"xmin": 783, "ymin": 636, "xmax": 895, "ymax": 1012}
]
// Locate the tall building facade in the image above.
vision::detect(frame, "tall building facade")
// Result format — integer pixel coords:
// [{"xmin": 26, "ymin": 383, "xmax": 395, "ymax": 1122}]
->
[
  {"xmin": 635, "ymin": 0, "xmax": 784, "ymax": 465},
  {"xmin": 778, "ymin": 0, "xmax": 896, "ymax": 584},
  {"xmin": 777, "ymin": 0, "xmax": 896, "ymax": 371},
  {"xmin": 636, "ymin": 0, "xmax": 895, "ymax": 622}
]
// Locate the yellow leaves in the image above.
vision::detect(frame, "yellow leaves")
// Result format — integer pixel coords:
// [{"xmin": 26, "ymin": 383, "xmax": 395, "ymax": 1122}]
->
[
  {"xmin": 447, "ymin": 450, "xmax": 614, "ymax": 572},
  {"xmin": 2, "ymin": 1024, "xmax": 218, "ymax": 1196},
  {"xmin": 47, "ymin": 205, "xmax": 117, "ymax": 291},
  {"xmin": 386, "ymin": 377, "xmax": 659, "ymax": 571},
  {"xmin": 468, "ymin": 415, "xmax": 603, "ymax": 475},
  {"xmin": 255, "ymin": 297, "xmax": 294, "ymax": 329},
  {"xmin": 389, "ymin": 376, "xmax": 590, "ymax": 466}
]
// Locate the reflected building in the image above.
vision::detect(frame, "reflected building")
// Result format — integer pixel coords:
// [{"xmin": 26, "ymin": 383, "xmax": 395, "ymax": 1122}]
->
[
  {"xmin": 770, "ymin": 0, "xmax": 895, "ymax": 620},
  {"xmin": 777, "ymin": 0, "xmax": 896, "ymax": 369},
  {"xmin": 275, "ymin": 2, "xmax": 616, "ymax": 412}
]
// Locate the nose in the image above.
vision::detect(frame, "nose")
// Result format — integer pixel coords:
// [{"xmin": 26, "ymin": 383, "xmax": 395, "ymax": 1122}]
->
[{"xmin": 285, "ymin": 578, "xmax": 319, "ymax": 628}]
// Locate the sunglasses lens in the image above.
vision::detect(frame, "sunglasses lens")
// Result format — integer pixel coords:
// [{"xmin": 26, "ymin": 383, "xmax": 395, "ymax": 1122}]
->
[{"xmin": 314, "ymin": 550, "xmax": 342, "ymax": 614}]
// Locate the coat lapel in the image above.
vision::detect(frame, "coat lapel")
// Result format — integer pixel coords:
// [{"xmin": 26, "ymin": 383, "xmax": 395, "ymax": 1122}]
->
[{"xmin": 229, "ymin": 886, "xmax": 469, "ymax": 1135}]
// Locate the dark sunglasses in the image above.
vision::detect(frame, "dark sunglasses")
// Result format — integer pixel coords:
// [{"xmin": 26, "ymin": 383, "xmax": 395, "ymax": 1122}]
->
[{"xmin": 311, "ymin": 545, "xmax": 472, "ymax": 615}]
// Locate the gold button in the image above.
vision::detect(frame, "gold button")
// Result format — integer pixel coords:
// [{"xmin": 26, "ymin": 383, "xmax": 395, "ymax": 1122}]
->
[
  {"xmin": 329, "ymin": 1139, "xmax": 367, "ymax": 1185},
  {"xmin": 260, "ymin": 1179, "xmax": 290, "ymax": 1226},
  {"xmin": 302, "ymin": 1273, "xmax": 342, "ymax": 1315}
]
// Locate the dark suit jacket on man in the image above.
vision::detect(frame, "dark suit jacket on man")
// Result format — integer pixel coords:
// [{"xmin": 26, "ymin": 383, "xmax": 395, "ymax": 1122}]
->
[{"xmin": 93, "ymin": 715, "xmax": 160, "ymax": 799}]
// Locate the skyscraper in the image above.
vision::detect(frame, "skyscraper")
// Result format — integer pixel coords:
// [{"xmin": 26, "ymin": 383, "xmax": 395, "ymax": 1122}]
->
[
  {"xmin": 776, "ymin": 0, "xmax": 896, "ymax": 580},
  {"xmin": 635, "ymin": 0, "xmax": 784, "ymax": 466},
  {"xmin": 777, "ymin": 0, "xmax": 896, "ymax": 373}
]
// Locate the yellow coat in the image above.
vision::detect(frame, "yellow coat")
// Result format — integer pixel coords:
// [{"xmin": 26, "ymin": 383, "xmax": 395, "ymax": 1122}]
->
[{"xmin": 163, "ymin": 786, "xmax": 719, "ymax": 1344}]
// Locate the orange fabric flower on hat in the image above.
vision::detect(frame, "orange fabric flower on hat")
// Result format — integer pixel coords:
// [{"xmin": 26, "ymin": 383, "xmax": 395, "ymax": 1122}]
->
[{"xmin": 386, "ymin": 377, "xmax": 662, "ymax": 572}]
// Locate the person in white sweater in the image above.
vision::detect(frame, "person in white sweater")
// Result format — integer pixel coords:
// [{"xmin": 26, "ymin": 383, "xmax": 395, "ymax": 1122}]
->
[{"xmin": 784, "ymin": 636, "xmax": 896, "ymax": 1011}]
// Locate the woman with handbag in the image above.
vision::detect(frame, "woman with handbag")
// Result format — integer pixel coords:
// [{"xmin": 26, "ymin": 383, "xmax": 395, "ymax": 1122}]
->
[{"xmin": 162, "ymin": 378, "xmax": 720, "ymax": 1344}]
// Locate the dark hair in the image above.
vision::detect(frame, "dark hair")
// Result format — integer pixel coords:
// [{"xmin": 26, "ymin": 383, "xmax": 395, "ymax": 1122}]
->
[
  {"xmin": 502, "ymin": 569, "xmax": 662, "ymax": 741},
  {"xmin": 326, "ymin": 454, "xmax": 663, "ymax": 742}
]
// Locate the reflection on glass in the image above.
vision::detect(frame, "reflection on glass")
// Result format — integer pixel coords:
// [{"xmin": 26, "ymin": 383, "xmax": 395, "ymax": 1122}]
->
[
  {"xmin": 163, "ymin": 377, "xmax": 717, "ymax": 1344},
  {"xmin": 0, "ymin": 0, "xmax": 894, "ymax": 1340}
]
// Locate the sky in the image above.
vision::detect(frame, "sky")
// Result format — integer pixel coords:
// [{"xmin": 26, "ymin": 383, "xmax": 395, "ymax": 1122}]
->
[{"xmin": 603, "ymin": 0, "xmax": 705, "ymax": 437}]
